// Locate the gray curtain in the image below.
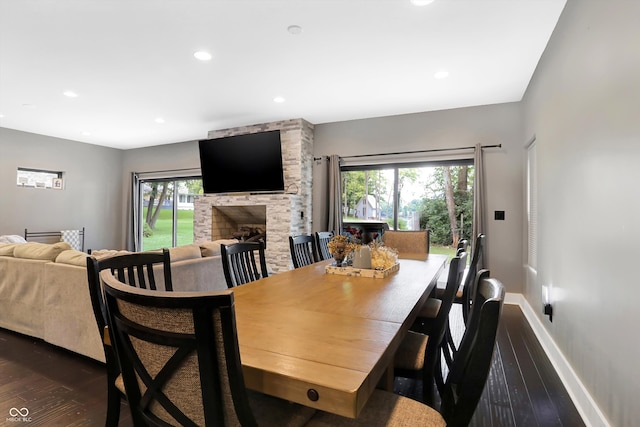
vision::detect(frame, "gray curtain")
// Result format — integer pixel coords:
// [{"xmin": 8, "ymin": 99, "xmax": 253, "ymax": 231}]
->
[
  {"xmin": 326, "ymin": 154, "xmax": 343, "ymax": 235},
  {"xmin": 127, "ymin": 172, "xmax": 140, "ymax": 252},
  {"xmin": 472, "ymin": 143, "xmax": 485, "ymax": 268}
]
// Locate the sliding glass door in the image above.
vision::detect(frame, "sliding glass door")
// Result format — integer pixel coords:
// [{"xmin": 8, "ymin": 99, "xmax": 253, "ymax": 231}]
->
[
  {"xmin": 139, "ymin": 178, "xmax": 202, "ymax": 250},
  {"xmin": 341, "ymin": 161, "xmax": 473, "ymax": 252}
]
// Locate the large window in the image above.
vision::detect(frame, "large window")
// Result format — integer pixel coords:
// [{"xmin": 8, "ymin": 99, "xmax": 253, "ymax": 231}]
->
[
  {"xmin": 341, "ymin": 161, "xmax": 473, "ymax": 252},
  {"xmin": 138, "ymin": 176, "xmax": 202, "ymax": 250}
]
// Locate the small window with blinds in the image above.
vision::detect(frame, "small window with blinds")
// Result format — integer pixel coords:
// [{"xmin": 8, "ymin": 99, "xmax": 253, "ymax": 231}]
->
[{"xmin": 17, "ymin": 167, "xmax": 63, "ymax": 189}]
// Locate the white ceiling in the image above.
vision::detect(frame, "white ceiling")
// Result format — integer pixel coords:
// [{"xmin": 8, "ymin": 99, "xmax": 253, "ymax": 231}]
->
[{"xmin": 0, "ymin": 0, "xmax": 566, "ymax": 150}]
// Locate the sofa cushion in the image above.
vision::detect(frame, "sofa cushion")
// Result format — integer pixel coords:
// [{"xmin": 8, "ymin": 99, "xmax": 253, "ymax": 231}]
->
[
  {"xmin": 200, "ymin": 239, "xmax": 239, "ymax": 257},
  {"xmin": 169, "ymin": 244, "xmax": 202, "ymax": 262},
  {"xmin": 55, "ymin": 249, "xmax": 90, "ymax": 267},
  {"xmin": 13, "ymin": 242, "xmax": 72, "ymax": 261},
  {"xmin": 0, "ymin": 243, "xmax": 23, "ymax": 256}
]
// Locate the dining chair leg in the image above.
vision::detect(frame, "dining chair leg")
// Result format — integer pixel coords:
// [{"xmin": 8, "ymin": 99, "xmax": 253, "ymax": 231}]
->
[
  {"xmin": 434, "ymin": 349, "xmax": 446, "ymax": 398},
  {"xmin": 105, "ymin": 382, "xmax": 121, "ymax": 427}
]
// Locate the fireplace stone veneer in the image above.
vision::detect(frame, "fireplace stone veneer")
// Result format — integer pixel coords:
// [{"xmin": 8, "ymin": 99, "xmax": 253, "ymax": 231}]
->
[{"xmin": 193, "ymin": 118, "xmax": 314, "ymax": 273}]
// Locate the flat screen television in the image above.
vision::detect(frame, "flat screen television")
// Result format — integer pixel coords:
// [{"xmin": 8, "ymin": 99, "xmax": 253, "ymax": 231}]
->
[{"xmin": 198, "ymin": 130, "xmax": 285, "ymax": 194}]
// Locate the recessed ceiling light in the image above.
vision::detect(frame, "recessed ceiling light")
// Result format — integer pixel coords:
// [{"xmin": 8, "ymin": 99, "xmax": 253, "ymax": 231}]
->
[
  {"xmin": 410, "ymin": 0, "xmax": 435, "ymax": 6},
  {"xmin": 0, "ymin": 114, "xmax": 4, "ymax": 118},
  {"xmin": 193, "ymin": 51, "xmax": 212, "ymax": 61},
  {"xmin": 287, "ymin": 25, "xmax": 303, "ymax": 35},
  {"xmin": 434, "ymin": 70, "xmax": 450, "ymax": 79},
  {"xmin": 82, "ymin": 131, "xmax": 91, "ymax": 136},
  {"xmin": 63, "ymin": 91, "xmax": 78, "ymax": 98},
  {"xmin": 273, "ymin": 96, "xmax": 286, "ymax": 103},
  {"xmin": 155, "ymin": 117, "xmax": 165, "ymax": 124}
]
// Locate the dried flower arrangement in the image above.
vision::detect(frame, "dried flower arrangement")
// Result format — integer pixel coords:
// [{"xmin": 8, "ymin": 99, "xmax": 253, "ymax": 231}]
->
[{"xmin": 365, "ymin": 241, "xmax": 398, "ymax": 270}]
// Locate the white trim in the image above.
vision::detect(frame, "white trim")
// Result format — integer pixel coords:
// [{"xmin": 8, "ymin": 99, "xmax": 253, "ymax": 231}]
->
[{"xmin": 505, "ymin": 293, "xmax": 610, "ymax": 427}]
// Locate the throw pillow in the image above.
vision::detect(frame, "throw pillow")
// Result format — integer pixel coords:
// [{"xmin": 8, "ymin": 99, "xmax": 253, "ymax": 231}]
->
[
  {"xmin": 55, "ymin": 249, "xmax": 90, "ymax": 267},
  {"xmin": 200, "ymin": 239, "xmax": 239, "ymax": 257},
  {"xmin": 169, "ymin": 244, "xmax": 202, "ymax": 262},
  {"xmin": 13, "ymin": 242, "xmax": 72, "ymax": 261},
  {"xmin": 0, "ymin": 243, "xmax": 23, "ymax": 256},
  {"xmin": 90, "ymin": 249, "xmax": 131, "ymax": 260},
  {"xmin": 0, "ymin": 235, "xmax": 27, "ymax": 244}
]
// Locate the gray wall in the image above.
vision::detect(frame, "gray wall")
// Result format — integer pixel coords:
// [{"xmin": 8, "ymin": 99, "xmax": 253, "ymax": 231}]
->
[
  {"xmin": 312, "ymin": 103, "xmax": 526, "ymax": 294},
  {"xmin": 0, "ymin": 128, "xmax": 123, "ymax": 251},
  {"xmin": 522, "ymin": 1, "xmax": 640, "ymax": 425},
  {"xmin": 3, "ymin": 2, "xmax": 636, "ymax": 423}
]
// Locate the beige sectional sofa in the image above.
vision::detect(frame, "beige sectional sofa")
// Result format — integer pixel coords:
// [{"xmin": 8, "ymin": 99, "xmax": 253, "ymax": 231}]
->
[{"xmin": 0, "ymin": 240, "xmax": 236, "ymax": 362}]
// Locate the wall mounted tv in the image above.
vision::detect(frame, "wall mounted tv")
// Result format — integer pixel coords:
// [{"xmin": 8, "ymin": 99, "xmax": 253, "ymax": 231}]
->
[{"xmin": 198, "ymin": 130, "xmax": 285, "ymax": 194}]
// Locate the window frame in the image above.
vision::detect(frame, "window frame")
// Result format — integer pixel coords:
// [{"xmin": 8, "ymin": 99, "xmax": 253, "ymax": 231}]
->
[
  {"xmin": 133, "ymin": 169, "xmax": 201, "ymax": 250},
  {"xmin": 340, "ymin": 158, "xmax": 474, "ymax": 231}
]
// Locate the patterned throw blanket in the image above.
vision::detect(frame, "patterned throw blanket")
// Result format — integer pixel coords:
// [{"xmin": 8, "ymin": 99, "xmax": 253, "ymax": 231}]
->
[{"xmin": 60, "ymin": 230, "xmax": 82, "ymax": 251}]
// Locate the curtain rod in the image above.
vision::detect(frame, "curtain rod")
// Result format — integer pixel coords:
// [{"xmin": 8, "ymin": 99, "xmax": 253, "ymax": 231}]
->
[
  {"xmin": 313, "ymin": 143, "xmax": 501, "ymax": 161},
  {"xmin": 133, "ymin": 167, "xmax": 200, "ymax": 175}
]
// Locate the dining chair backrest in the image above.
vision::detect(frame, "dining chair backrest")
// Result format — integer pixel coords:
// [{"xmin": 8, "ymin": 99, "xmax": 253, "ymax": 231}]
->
[
  {"xmin": 382, "ymin": 230, "xmax": 430, "ymax": 260},
  {"xmin": 86, "ymin": 248, "xmax": 173, "ymax": 344},
  {"xmin": 456, "ymin": 239, "xmax": 469, "ymax": 253},
  {"xmin": 100, "ymin": 270, "xmax": 260, "ymax": 426},
  {"xmin": 85, "ymin": 249, "xmax": 172, "ymax": 427},
  {"xmin": 220, "ymin": 241, "xmax": 268, "ymax": 288},
  {"xmin": 289, "ymin": 235, "xmax": 318, "ymax": 269},
  {"xmin": 429, "ymin": 251, "xmax": 467, "ymax": 357},
  {"xmin": 440, "ymin": 270, "xmax": 504, "ymax": 427},
  {"xmin": 395, "ymin": 251, "xmax": 468, "ymax": 404},
  {"xmin": 314, "ymin": 231, "xmax": 334, "ymax": 261},
  {"xmin": 461, "ymin": 234, "xmax": 485, "ymax": 322}
]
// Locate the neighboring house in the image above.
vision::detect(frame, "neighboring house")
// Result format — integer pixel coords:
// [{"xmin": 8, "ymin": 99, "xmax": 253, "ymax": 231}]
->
[{"xmin": 354, "ymin": 195, "xmax": 380, "ymax": 219}]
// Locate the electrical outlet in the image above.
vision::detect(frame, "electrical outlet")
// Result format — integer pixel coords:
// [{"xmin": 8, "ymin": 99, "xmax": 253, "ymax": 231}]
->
[{"xmin": 544, "ymin": 303, "xmax": 553, "ymax": 322}]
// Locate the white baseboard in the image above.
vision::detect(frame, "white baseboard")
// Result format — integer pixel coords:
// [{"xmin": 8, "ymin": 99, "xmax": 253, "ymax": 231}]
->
[{"xmin": 505, "ymin": 293, "xmax": 610, "ymax": 427}]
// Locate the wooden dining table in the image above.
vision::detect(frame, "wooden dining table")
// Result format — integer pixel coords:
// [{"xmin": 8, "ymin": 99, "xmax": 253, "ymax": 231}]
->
[{"xmin": 232, "ymin": 254, "xmax": 447, "ymax": 419}]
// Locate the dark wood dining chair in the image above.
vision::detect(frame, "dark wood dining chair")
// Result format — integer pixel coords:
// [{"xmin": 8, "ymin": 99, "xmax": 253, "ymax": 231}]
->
[
  {"xmin": 309, "ymin": 271, "xmax": 503, "ymax": 427},
  {"xmin": 436, "ymin": 234, "xmax": 484, "ymax": 320},
  {"xmin": 456, "ymin": 238, "xmax": 469, "ymax": 253},
  {"xmin": 85, "ymin": 249, "xmax": 172, "ymax": 427},
  {"xmin": 439, "ymin": 234, "xmax": 486, "ymax": 370},
  {"xmin": 314, "ymin": 231, "xmax": 334, "ymax": 261},
  {"xmin": 220, "ymin": 241, "xmax": 268, "ymax": 287},
  {"xmin": 289, "ymin": 234, "xmax": 319, "ymax": 269},
  {"xmin": 459, "ymin": 234, "xmax": 485, "ymax": 322},
  {"xmin": 100, "ymin": 270, "xmax": 317, "ymax": 427},
  {"xmin": 382, "ymin": 229, "xmax": 430, "ymax": 260},
  {"xmin": 438, "ymin": 273, "xmax": 505, "ymax": 426},
  {"xmin": 394, "ymin": 251, "xmax": 467, "ymax": 405}
]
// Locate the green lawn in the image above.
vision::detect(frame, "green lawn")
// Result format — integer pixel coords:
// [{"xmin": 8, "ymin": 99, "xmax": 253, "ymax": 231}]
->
[
  {"xmin": 142, "ymin": 208, "xmax": 194, "ymax": 250},
  {"xmin": 429, "ymin": 244, "xmax": 458, "ymax": 261}
]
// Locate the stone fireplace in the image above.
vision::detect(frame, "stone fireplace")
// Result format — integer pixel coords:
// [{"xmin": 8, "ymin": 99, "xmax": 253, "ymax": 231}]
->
[{"xmin": 194, "ymin": 119, "xmax": 314, "ymax": 273}]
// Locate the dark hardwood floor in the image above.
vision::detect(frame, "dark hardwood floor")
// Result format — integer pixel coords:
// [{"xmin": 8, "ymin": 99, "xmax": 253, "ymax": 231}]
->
[
  {"xmin": 0, "ymin": 304, "xmax": 583, "ymax": 426},
  {"xmin": 394, "ymin": 304, "xmax": 585, "ymax": 427},
  {"xmin": 0, "ymin": 329, "xmax": 133, "ymax": 427}
]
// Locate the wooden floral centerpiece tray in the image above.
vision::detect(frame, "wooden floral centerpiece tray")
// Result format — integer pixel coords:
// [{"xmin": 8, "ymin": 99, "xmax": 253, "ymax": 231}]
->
[{"xmin": 325, "ymin": 262, "xmax": 400, "ymax": 279}]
